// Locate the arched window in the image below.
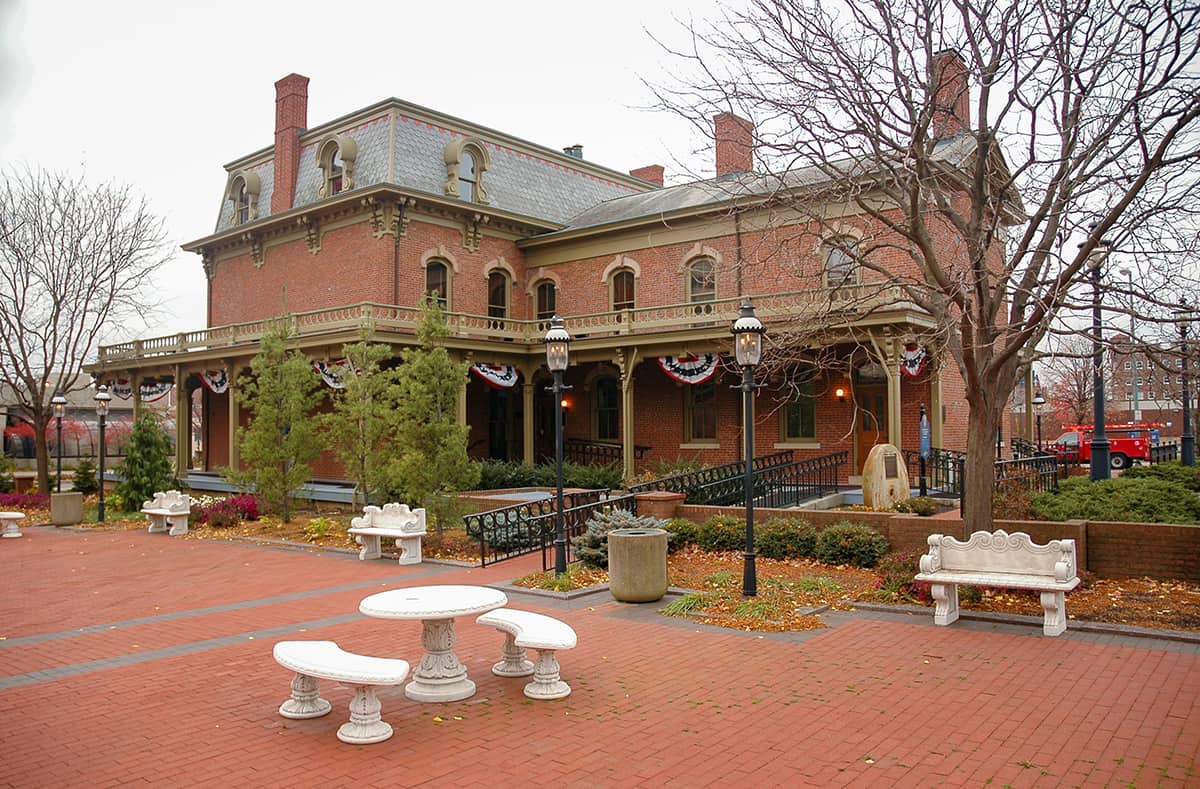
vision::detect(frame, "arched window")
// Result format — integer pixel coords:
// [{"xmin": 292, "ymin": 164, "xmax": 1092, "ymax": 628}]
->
[
  {"xmin": 488, "ymin": 271, "xmax": 509, "ymax": 320},
  {"xmin": 235, "ymin": 183, "xmax": 250, "ymax": 225},
  {"xmin": 444, "ymin": 138, "xmax": 491, "ymax": 204},
  {"xmin": 224, "ymin": 171, "xmax": 261, "ymax": 226},
  {"xmin": 824, "ymin": 236, "xmax": 859, "ymax": 289},
  {"xmin": 459, "ymin": 150, "xmax": 478, "ymax": 202},
  {"xmin": 595, "ymin": 377, "xmax": 620, "ymax": 441},
  {"xmin": 687, "ymin": 257, "xmax": 716, "ymax": 303},
  {"xmin": 535, "ymin": 281, "xmax": 557, "ymax": 320},
  {"xmin": 611, "ymin": 269, "xmax": 635, "ymax": 311},
  {"xmin": 426, "ymin": 260, "xmax": 449, "ymax": 310}
]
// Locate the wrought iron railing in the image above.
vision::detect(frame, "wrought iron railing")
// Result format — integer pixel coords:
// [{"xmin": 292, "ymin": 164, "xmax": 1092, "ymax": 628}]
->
[
  {"xmin": 96, "ymin": 285, "xmax": 918, "ymax": 363},
  {"xmin": 563, "ymin": 439, "xmax": 649, "ymax": 467},
  {"xmin": 902, "ymin": 448, "xmax": 965, "ymax": 499},
  {"xmin": 994, "ymin": 454, "xmax": 1061, "ymax": 495},
  {"xmin": 625, "ymin": 450, "xmax": 795, "ymax": 499},
  {"xmin": 530, "ymin": 493, "xmax": 641, "ymax": 571},
  {"xmin": 682, "ymin": 451, "xmax": 848, "ymax": 508},
  {"xmin": 463, "ymin": 489, "xmax": 607, "ymax": 567},
  {"xmin": 1150, "ymin": 442, "xmax": 1180, "ymax": 464}
]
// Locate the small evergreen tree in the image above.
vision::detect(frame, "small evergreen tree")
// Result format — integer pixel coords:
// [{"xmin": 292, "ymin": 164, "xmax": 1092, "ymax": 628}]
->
[
  {"xmin": 71, "ymin": 457, "xmax": 99, "ymax": 495},
  {"xmin": 382, "ymin": 298, "xmax": 481, "ymax": 529},
  {"xmin": 0, "ymin": 453, "xmax": 13, "ymax": 493},
  {"xmin": 114, "ymin": 413, "xmax": 175, "ymax": 507},
  {"xmin": 319, "ymin": 341, "xmax": 396, "ymax": 506},
  {"xmin": 229, "ymin": 322, "xmax": 324, "ymax": 522}
]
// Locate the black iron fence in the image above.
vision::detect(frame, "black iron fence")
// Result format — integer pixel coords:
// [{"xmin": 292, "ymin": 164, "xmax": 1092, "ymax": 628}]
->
[
  {"xmin": 530, "ymin": 492, "xmax": 640, "ymax": 571},
  {"xmin": 995, "ymin": 454, "xmax": 1061, "ymax": 495},
  {"xmin": 678, "ymin": 451, "xmax": 848, "ymax": 508},
  {"xmin": 1150, "ymin": 442, "xmax": 1180, "ymax": 464},
  {"xmin": 902, "ymin": 448, "xmax": 966, "ymax": 499},
  {"xmin": 563, "ymin": 438, "xmax": 649, "ymax": 467},
  {"xmin": 626, "ymin": 450, "xmax": 795, "ymax": 499},
  {"xmin": 463, "ymin": 489, "xmax": 607, "ymax": 567}
]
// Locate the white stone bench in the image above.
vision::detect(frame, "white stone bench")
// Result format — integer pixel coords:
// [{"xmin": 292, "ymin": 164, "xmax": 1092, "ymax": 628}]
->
[
  {"xmin": 272, "ymin": 640, "xmax": 410, "ymax": 745},
  {"xmin": 348, "ymin": 503, "xmax": 426, "ymax": 565},
  {"xmin": 914, "ymin": 529, "xmax": 1081, "ymax": 637},
  {"xmin": 476, "ymin": 608, "xmax": 577, "ymax": 699},
  {"xmin": 0, "ymin": 511, "xmax": 25, "ymax": 539},
  {"xmin": 141, "ymin": 490, "xmax": 192, "ymax": 536}
]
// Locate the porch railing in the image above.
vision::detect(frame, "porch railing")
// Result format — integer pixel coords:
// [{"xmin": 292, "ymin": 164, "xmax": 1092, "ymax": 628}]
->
[
  {"xmin": 563, "ymin": 439, "xmax": 649, "ymax": 467},
  {"xmin": 902, "ymin": 448, "xmax": 966, "ymax": 500},
  {"xmin": 625, "ymin": 450, "xmax": 796, "ymax": 499},
  {"xmin": 683, "ymin": 451, "xmax": 848, "ymax": 508},
  {"xmin": 995, "ymin": 454, "xmax": 1061, "ymax": 495},
  {"xmin": 464, "ymin": 489, "xmax": 608, "ymax": 567}
]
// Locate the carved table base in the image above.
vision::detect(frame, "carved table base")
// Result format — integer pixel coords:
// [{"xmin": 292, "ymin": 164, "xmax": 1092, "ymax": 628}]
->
[{"xmin": 405, "ymin": 618, "xmax": 475, "ymax": 702}]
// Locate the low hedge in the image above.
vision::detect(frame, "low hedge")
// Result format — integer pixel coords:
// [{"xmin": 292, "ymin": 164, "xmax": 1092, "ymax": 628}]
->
[{"xmin": 1030, "ymin": 475, "xmax": 1200, "ymax": 524}]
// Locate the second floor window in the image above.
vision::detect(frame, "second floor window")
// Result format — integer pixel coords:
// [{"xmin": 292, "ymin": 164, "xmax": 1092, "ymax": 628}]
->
[
  {"xmin": 488, "ymin": 271, "xmax": 509, "ymax": 319},
  {"xmin": 536, "ymin": 281, "xmax": 557, "ymax": 320},
  {"xmin": 824, "ymin": 236, "xmax": 859, "ymax": 288},
  {"xmin": 612, "ymin": 269, "xmax": 635, "ymax": 311},
  {"xmin": 687, "ymin": 258, "xmax": 716, "ymax": 303},
  {"xmin": 426, "ymin": 260, "xmax": 449, "ymax": 310}
]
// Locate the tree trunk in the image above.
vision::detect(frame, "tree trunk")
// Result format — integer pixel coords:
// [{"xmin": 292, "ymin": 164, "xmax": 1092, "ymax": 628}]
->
[
  {"xmin": 33, "ymin": 407, "xmax": 51, "ymax": 494},
  {"xmin": 961, "ymin": 403, "xmax": 999, "ymax": 533}
]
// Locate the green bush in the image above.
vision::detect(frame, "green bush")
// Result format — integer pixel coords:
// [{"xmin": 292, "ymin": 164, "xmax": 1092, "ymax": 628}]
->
[
  {"xmin": 0, "ymin": 454, "xmax": 13, "ymax": 493},
  {"xmin": 1029, "ymin": 476, "xmax": 1200, "ymax": 524},
  {"xmin": 696, "ymin": 514, "xmax": 745, "ymax": 553},
  {"xmin": 114, "ymin": 414, "xmax": 176, "ymax": 510},
  {"xmin": 894, "ymin": 496, "xmax": 938, "ymax": 516},
  {"xmin": 472, "ymin": 460, "xmax": 622, "ymax": 491},
  {"xmin": 664, "ymin": 517, "xmax": 700, "ymax": 552},
  {"xmin": 71, "ymin": 458, "xmax": 99, "ymax": 495},
  {"xmin": 814, "ymin": 521, "xmax": 890, "ymax": 568},
  {"xmin": 755, "ymin": 517, "xmax": 818, "ymax": 559},
  {"xmin": 571, "ymin": 508, "xmax": 667, "ymax": 569},
  {"xmin": 1121, "ymin": 461, "xmax": 1200, "ymax": 491}
]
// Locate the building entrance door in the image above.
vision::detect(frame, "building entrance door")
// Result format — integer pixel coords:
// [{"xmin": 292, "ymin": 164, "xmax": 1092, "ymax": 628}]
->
[{"xmin": 855, "ymin": 385, "xmax": 888, "ymax": 473}]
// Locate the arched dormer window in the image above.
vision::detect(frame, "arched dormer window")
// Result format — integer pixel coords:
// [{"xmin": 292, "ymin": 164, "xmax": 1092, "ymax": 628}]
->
[
  {"xmin": 611, "ymin": 269, "xmax": 635, "ymax": 311},
  {"xmin": 535, "ymin": 280, "xmax": 557, "ymax": 320},
  {"xmin": 316, "ymin": 134, "xmax": 358, "ymax": 198},
  {"xmin": 224, "ymin": 171, "xmax": 261, "ymax": 225},
  {"xmin": 824, "ymin": 236, "xmax": 860, "ymax": 289},
  {"xmin": 444, "ymin": 138, "xmax": 491, "ymax": 204},
  {"xmin": 426, "ymin": 259, "xmax": 450, "ymax": 310}
]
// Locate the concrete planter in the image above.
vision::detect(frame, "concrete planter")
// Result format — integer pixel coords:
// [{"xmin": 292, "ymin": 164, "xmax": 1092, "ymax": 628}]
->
[
  {"xmin": 51, "ymin": 492, "xmax": 84, "ymax": 525},
  {"xmin": 608, "ymin": 528, "xmax": 668, "ymax": 603}
]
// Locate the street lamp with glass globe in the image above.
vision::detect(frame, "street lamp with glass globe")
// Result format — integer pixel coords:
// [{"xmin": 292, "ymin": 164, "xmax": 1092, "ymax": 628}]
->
[
  {"xmin": 51, "ymin": 391, "xmax": 67, "ymax": 492},
  {"xmin": 94, "ymin": 385, "xmax": 112, "ymax": 522},
  {"xmin": 731, "ymin": 301, "xmax": 765, "ymax": 597},
  {"xmin": 1032, "ymin": 390, "xmax": 1046, "ymax": 452},
  {"xmin": 544, "ymin": 315, "xmax": 572, "ymax": 575},
  {"xmin": 1176, "ymin": 300, "xmax": 1195, "ymax": 467}
]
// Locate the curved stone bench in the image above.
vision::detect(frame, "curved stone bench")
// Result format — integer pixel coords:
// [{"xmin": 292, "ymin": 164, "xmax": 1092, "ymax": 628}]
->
[
  {"xmin": 476, "ymin": 608, "xmax": 577, "ymax": 700},
  {"xmin": 273, "ymin": 640, "xmax": 410, "ymax": 744}
]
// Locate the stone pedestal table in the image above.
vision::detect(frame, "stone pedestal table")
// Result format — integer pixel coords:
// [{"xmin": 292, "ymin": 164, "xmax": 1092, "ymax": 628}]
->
[
  {"xmin": 0, "ymin": 512, "xmax": 25, "ymax": 539},
  {"xmin": 359, "ymin": 584, "xmax": 507, "ymax": 702}
]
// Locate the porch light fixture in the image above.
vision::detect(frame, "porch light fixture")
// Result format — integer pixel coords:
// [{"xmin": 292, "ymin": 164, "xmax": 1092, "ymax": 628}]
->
[
  {"xmin": 731, "ymin": 301, "xmax": 766, "ymax": 597},
  {"xmin": 51, "ymin": 391, "xmax": 67, "ymax": 493},
  {"xmin": 834, "ymin": 385, "xmax": 847, "ymax": 403},
  {"xmin": 544, "ymin": 315, "xmax": 572, "ymax": 574},
  {"xmin": 94, "ymin": 385, "xmax": 112, "ymax": 522}
]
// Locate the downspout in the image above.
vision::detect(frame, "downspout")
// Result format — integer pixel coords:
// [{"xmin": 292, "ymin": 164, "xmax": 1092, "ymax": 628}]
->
[{"xmin": 735, "ymin": 211, "xmax": 744, "ymax": 297}]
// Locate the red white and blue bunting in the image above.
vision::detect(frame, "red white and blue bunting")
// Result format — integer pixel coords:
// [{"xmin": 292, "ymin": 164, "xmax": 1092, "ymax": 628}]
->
[
  {"xmin": 657, "ymin": 354, "xmax": 719, "ymax": 385},
  {"xmin": 470, "ymin": 363, "xmax": 520, "ymax": 389},
  {"xmin": 199, "ymin": 369, "xmax": 229, "ymax": 394},
  {"xmin": 899, "ymin": 343, "xmax": 929, "ymax": 378},
  {"xmin": 313, "ymin": 359, "xmax": 352, "ymax": 389}
]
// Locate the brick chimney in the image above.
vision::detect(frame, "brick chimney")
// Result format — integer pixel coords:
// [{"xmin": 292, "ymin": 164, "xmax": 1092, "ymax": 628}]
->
[
  {"xmin": 272, "ymin": 73, "xmax": 309, "ymax": 213},
  {"xmin": 629, "ymin": 164, "xmax": 664, "ymax": 186},
  {"xmin": 931, "ymin": 50, "xmax": 970, "ymax": 138},
  {"xmin": 714, "ymin": 112, "xmax": 754, "ymax": 176}
]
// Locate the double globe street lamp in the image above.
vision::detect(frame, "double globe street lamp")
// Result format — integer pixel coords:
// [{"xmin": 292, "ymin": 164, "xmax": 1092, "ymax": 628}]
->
[
  {"xmin": 544, "ymin": 316, "xmax": 572, "ymax": 575},
  {"xmin": 731, "ymin": 301, "xmax": 765, "ymax": 598}
]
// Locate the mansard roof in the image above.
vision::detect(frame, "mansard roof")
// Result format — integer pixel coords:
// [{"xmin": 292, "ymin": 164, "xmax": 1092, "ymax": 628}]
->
[{"xmin": 210, "ymin": 98, "xmax": 653, "ymax": 234}]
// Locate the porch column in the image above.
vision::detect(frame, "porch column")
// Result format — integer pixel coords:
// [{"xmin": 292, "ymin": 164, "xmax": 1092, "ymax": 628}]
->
[
  {"xmin": 930, "ymin": 359, "xmax": 944, "ymax": 449},
  {"xmin": 174, "ymin": 365, "xmax": 189, "ymax": 473},
  {"xmin": 131, "ymin": 374, "xmax": 143, "ymax": 421},
  {"xmin": 887, "ymin": 338, "xmax": 903, "ymax": 448},
  {"xmin": 226, "ymin": 361, "xmax": 239, "ymax": 471},
  {"xmin": 457, "ymin": 351, "xmax": 473, "ymax": 428},
  {"xmin": 617, "ymin": 348, "xmax": 640, "ymax": 481},
  {"xmin": 521, "ymin": 373, "xmax": 535, "ymax": 466}
]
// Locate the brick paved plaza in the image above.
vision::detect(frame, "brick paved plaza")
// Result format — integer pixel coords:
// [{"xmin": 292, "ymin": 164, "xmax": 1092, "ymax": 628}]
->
[{"xmin": 2, "ymin": 527, "xmax": 1197, "ymax": 787}]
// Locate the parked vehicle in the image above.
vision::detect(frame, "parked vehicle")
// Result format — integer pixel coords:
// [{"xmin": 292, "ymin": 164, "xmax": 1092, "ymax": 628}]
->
[{"xmin": 1049, "ymin": 423, "xmax": 1163, "ymax": 469}]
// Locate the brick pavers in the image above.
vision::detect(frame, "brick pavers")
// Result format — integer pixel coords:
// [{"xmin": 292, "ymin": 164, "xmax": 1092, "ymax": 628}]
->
[{"xmin": 2, "ymin": 526, "xmax": 1198, "ymax": 788}]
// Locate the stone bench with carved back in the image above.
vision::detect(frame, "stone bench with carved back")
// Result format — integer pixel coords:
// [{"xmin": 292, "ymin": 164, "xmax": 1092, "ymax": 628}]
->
[
  {"xmin": 141, "ymin": 490, "xmax": 192, "ymax": 537},
  {"xmin": 914, "ymin": 529, "xmax": 1080, "ymax": 637},
  {"xmin": 348, "ymin": 503, "xmax": 427, "ymax": 565}
]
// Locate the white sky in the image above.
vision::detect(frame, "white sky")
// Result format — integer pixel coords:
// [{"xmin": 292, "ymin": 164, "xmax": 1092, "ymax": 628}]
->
[{"xmin": 0, "ymin": 0, "xmax": 720, "ymax": 342}]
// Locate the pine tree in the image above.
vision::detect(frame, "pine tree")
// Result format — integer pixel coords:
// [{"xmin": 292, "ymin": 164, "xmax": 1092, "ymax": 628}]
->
[
  {"xmin": 114, "ymin": 413, "xmax": 175, "ymax": 509},
  {"xmin": 319, "ymin": 341, "xmax": 396, "ymax": 506},
  {"xmin": 382, "ymin": 299, "xmax": 481, "ymax": 529},
  {"xmin": 230, "ymin": 323, "xmax": 324, "ymax": 522}
]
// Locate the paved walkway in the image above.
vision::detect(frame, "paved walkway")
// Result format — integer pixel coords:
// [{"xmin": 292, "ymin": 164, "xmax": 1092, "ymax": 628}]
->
[{"xmin": 1, "ymin": 527, "xmax": 1197, "ymax": 788}]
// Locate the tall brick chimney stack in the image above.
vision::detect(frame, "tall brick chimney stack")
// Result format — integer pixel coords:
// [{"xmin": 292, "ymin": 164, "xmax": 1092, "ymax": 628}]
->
[
  {"xmin": 714, "ymin": 112, "xmax": 754, "ymax": 176},
  {"xmin": 272, "ymin": 74, "xmax": 309, "ymax": 213},
  {"xmin": 931, "ymin": 50, "xmax": 970, "ymax": 138},
  {"xmin": 629, "ymin": 164, "xmax": 665, "ymax": 186}
]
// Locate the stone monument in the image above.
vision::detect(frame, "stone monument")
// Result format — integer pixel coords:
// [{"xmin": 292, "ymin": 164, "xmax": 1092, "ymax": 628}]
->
[{"xmin": 861, "ymin": 443, "xmax": 911, "ymax": 509}]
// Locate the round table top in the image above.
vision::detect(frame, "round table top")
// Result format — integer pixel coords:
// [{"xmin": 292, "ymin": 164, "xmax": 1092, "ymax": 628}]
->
[
  {"xmin": 0, "ymin": 512, "xmax": 25, "ymax": 518},
  {"xmin": 359, "ymin": 585, "xmax": 508, "ymax": 620}
]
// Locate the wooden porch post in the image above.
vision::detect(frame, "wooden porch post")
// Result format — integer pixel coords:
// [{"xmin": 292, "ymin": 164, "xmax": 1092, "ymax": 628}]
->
[
  {"xmin": 226, "ymin": 361, "xmax": 239, "ymax": 471},
  {"xmin": 617, "ymin": 348, "xmax": 640, "ymax": 482},
  {"xmin": 521, "ymin": 366, "xmax": 535, "ymax": 466},
  {"xmin": 174, "ymin": 365, "xmax": 189, "ymax": 473},
  {"xmin": 887, "ymin": 337, "xmax": 903, "ymax": 448}
]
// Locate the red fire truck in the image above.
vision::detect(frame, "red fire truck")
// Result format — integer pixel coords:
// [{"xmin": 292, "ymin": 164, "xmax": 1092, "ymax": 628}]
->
[{"xmin": 1049, "ymin": 422, "xmax": 1163, "ymax": 469}]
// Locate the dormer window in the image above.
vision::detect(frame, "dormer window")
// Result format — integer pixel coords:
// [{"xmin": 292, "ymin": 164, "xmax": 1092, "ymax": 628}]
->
[
  {"xmin": 224, "ymin": 171, "xmax": 261, "ymax": 226},
  {"xmin": 444, "ymin": 138, "xmax": 491, "ymax": 204},
  {"xmin": 316, "ymin": 134, "xmax": 358, "ymax": 199}
]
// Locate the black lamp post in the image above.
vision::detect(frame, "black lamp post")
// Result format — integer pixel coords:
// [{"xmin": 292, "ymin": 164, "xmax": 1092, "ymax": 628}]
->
[
  {"xmin": 544, "ymin": 315, "xmax": 572, "ymax": 575},
  {"xmin": 1177, "ymin": 300, "xmax": 1195, "ymax": 467},
  {"xmin": 731, "ymin": 301, "xmax": 765, "ymax": 598},
  {"xmin": 94, "ymin": 385, "xmax": 111, "ymax": 522},
  {"xmin": 51, "ymin": 391, "xmax": 67, "ymax": 493},
  {"xmin": 1033, "ymin": 390, "xmax": 1046, "ymax": 452},
  {"xmin": 1087, "ymin": 229, "xmax": 1111, "ymax": 481}
]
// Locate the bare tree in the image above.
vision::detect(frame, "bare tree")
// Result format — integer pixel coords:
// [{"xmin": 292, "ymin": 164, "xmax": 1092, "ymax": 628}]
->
[
  {"xmin": 0, "ymin": 168, "xmax": 171, "ymax": 492},
  {"xmin": 653, "ymin": 0, "xmax": 1200, "ymax": 528},
  {"xmin": 1041, "ymin": 336, "xmax": 1096, "ymax": 426}
]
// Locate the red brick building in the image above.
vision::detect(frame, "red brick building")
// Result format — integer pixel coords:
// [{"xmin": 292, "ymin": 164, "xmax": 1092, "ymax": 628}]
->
[{"xmin": 90, "ymin": 67, "xmax": 982, "ymax": 485}]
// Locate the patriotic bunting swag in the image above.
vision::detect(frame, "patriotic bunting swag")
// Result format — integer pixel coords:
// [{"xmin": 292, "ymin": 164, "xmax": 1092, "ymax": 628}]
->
[
  {"xmin": 200, "ymin": 369, "xmax": 229, "ymax": 393},
  {"xmin": 313, "ymin": 359, "xmax": 352, "ymax": 389},
  {"xmin": 470, "ymin": 363, "xmax": 520, "ymax": 389},
  {"xmin": 899, "ymin": 344, "xmax": 929, "ymax": 378},
  {"xmin": 110, "ymin": 380, "xmax": 134, "ymax": 399},
  {"xmin": 657, "ymin": 354, "xmax": 719, "ymax": 385}
]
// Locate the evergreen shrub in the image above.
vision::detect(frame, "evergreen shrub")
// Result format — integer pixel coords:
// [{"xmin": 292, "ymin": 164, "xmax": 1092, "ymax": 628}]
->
[{"xmin": 814, "ymin": 521, "xmax": 890, "ymax": 568}]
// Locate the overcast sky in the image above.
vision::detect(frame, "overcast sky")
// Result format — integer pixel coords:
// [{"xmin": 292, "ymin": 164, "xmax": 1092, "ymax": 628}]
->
[{"xmin": 0, "ymin": 0, "xmax": 721, "ymax": 342}]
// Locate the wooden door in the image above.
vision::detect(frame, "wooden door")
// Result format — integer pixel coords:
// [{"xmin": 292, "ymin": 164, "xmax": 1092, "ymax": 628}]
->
[{"xmin": 856, "ymin": 386, "xmax": 888, "ymax": 473}]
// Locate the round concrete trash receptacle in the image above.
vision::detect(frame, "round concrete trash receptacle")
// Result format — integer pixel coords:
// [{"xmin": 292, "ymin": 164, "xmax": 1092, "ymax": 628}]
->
[{"xmin": 608, "ymin": 528, "xmax": 669, "ymax": 603}]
